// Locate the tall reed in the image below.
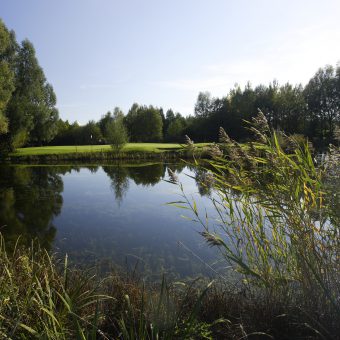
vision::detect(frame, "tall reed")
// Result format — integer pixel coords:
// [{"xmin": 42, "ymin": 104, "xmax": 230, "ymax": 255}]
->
[
  {"xmin": 0, "ymin": 235, "xmax": 111, "ymax": 339},
  {"xmin": 0, "ymin": 235, "xmax": 219, "ymax": 339},
  {"xmin": 170, "ymin": 111, "xmax": 340, "ymax": 337}
]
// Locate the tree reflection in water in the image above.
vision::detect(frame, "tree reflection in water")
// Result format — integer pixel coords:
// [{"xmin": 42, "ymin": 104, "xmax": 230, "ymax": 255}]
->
[
  {"xmin": 0, "ymin": 162, "xmax": 215, "ymax": 273},
  {"xmin": 102, "ymin": 165, "xmax": 129, "ymax": 205},
  {"xmin": 0, "ymin": 165, "xmax": 65, "ymax": 250}
]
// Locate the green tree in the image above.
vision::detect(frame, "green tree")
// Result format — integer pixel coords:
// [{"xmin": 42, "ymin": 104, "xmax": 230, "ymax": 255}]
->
[
  {"xmin": 51, "ymin": 120, "xmax": 82, "ymax": 146},
  {"xmin": 106, "ymin": 107, "xmax": 128, "ymax": 151},
  {"xmin": 98, "ymin": 111, "xmax": 114, "ymax": 141},
  {"xmin": 254, "ymin": 82, "xmax": 278, "ymax": 128},
  {"xmin": 166, "ymin": 113, "xmax": 186, "ymax": 142},
  {"xmin": 5, "ymin": 39, "xmax": 59, "ymax": 148},
  {"xmin": 124, "ymin": 103, "xmax": 140, "ymax": 141},
  {"xmin": 125, "ymin": 104, "xmax": 163, "ymax": 142},
  {"xmin": 67, "ymin": 121, "xmax": 81, "ymax": 145},
  {"xmin": 30, "ymin": 84, "xmax": 59, "ymax": 145},
  {"xmin": 304, "ymin": 65, "xmax": 340, "ymax": 142},
  {"xmin": 50, "ymin": 119, "xmax": 70, "ymax": 145},
  {"xmin": 0, "ymin": 20, "xmax": 16, "ymax": 135},
  {"xmin": 164, "ymin": 108, "xmax": 175, "ymax": 133},
  {"xmin": 194, "ymin": 92, "xmax": 212, "ymax": 118},
  {"xmin": 0, "ymin": 114, "xmax": 8, "ymax": 134},
  {"xmin": 273, "ymin": 83, "xmax": 306, "ymax": 134},
  {"xmin": 226, "ymin": 84, "xmax": 256, "ymax": 140},
  {"xmin": 78, "ymin": 120, "xmax": 102, "ymax": 145}
]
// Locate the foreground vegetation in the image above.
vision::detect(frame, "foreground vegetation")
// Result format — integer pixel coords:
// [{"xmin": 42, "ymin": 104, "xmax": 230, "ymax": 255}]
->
[
  {"xmin": 171, "ymin": 112, "xmax": 340, "ymax": 338},
  {"xmin": 1, "ymin": 113, "xmax": 339, "ymax": 339},
  {"xmin": 1, "ymin": 232, "xmax": 339, "ymax": 339}
]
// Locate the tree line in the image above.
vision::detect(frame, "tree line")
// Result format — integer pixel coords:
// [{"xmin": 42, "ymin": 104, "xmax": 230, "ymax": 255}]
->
[
  {"xmin": 48, "ymin": 65, "xmax": 340, "ymax": 148},
  {"xmin": 188, "ymin": 69, "xmax": 340, "ymax": 146},
  {"xmin": 1, "ymin": 19, "xmax": 339, "ymax": 151}
]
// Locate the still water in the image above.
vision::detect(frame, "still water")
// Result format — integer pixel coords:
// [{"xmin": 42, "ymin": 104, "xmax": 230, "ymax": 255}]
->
[{"xmin": 0, "ymin": 163, "xmax": 222, "ymax": 280}]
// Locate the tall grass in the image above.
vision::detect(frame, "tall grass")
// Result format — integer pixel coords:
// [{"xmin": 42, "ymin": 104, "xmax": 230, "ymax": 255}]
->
[
  {"xmin": 0, "ymin": 236, "xmax": 111, "ymax": 339},
  {"xmin": 169, "ymin": 111, "xmax": 340, "ymax": 338},
  {"xmin": 0, "ymin": 235, "xmax": 221, "ymax": 339}
]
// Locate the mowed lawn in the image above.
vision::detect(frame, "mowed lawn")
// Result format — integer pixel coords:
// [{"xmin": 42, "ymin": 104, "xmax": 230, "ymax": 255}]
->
[{"xmin": 12, "ymin": 143, "xmax": 209, "ymax": 156}]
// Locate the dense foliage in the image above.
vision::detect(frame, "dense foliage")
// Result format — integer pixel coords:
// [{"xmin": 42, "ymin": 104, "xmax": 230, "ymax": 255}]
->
[
  {"xmin": 0, "ymin": 20, "xmax": 59, "ymax": 152},
  {"xmin": 105, "ymin": 107, "xmax": 129, "ymax": 151}
]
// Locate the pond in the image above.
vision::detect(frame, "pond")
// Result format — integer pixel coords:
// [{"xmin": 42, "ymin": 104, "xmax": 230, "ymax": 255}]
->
[{"xmin": 0, "ymin": 162, "xmax": 223, "ymax": 280}]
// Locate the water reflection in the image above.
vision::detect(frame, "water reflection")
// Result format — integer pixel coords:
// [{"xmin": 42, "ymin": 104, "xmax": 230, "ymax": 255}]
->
[
  {"xmin": 102, "ymin": 165, "xmax": 130, "ymax": 205},
  {"xmin": 128, "ymin": 163, "xmax": 166, "ymax": 186},
  {"xmin": 0, "ymin": 166, "xmax": 64, "ymax": 250},
  {"xmin": 0, "ymin": 163, "xmax": 218, "ymax": 278},
  {"xmin": 102, "ymin": 163, "xmax": 168, "ymax": 204}
]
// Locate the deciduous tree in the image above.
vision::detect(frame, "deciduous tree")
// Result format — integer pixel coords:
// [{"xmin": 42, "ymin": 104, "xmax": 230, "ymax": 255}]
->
[
  {"xmin": 106, "ymin": 107, "xmax": 128, "ymax": 151},
  {"xmin": 5, "ymin": 39, "xmax": 59, "ymax": 148},
  {"xmin": 0, "ymin": 20, "xmax": 15, "ymax": 135}
]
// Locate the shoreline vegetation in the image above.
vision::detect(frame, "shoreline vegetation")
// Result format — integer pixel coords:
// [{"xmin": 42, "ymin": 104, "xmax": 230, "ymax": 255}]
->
[
  {"xmin": 2, "ymin": 143, "xmax": 211, "ymax": 163},
  {"xmin": 3, "ymin": 233, "xmax": 337, "ymax": 340},
  {"xmin": 0, "ymin": 234, "xmax": 314, "ymax": 340},
  {"xmin": 1, "ymin": 114, "xmax": 339, "ymax": 339}
]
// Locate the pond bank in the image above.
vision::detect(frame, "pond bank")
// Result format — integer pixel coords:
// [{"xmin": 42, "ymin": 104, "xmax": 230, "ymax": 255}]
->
[
  {"xmin": 6, "ymin": 150, "xmax": 187, "ymax": 163},
  {"xmin": 3, "ymin": 143, "xmax": 210, "ymax": 163}
]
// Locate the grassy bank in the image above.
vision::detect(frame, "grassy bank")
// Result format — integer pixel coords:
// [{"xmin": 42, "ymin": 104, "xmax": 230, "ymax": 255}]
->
[
  {"xmin": 5, "ymin": 143, "xmax": 210, "ymax": 163},
  {"xmin": 2, "ymin": 234, "xmax": 339, "ymax": 339}
]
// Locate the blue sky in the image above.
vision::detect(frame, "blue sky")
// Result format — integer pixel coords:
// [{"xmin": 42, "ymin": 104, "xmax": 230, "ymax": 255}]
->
[{"xmin": 2, "ymin": 0, "xmax": 340, "ymax": 124}]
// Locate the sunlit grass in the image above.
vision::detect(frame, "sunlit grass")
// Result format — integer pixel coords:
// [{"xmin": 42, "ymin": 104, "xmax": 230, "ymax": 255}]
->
[{"xmin": 12, "ymin": 143, "xmax": 210, "ymax": 156}]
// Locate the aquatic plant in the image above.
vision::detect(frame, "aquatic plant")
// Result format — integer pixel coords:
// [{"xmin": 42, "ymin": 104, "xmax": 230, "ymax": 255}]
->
[{"xmin": 170, "ymin": 111, "xmax": 340, "ymax": 337}]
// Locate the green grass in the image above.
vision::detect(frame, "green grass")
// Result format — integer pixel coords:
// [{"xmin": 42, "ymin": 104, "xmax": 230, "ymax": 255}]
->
[
  {"xmin": 11, "ymin": 143, "xmax": 209, "ymax": 156},
  {"xmin": 2, "ymin": 231, "xmax": 339, "ymax": 339},
  {"xmin": 0, "ymin": 234, "xmax": 223, "ymax": 339}
]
